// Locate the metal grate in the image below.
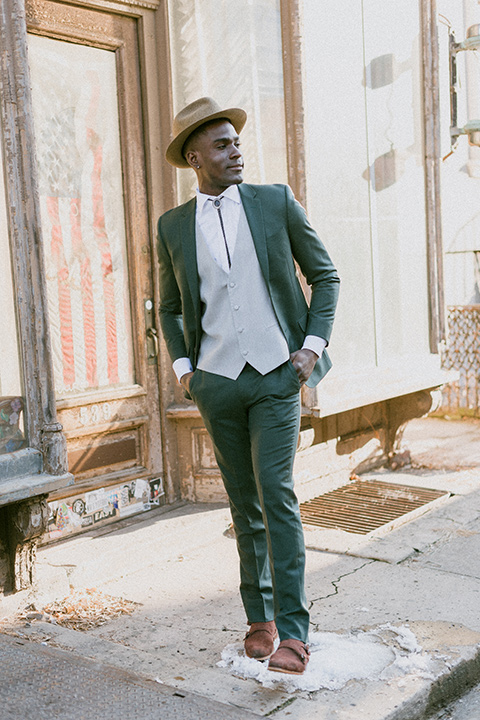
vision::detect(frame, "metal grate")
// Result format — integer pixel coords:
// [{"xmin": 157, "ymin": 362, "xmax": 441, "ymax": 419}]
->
[{"xmin": 299, "ymin": 479, "xmax": 449, "ymax": 535}]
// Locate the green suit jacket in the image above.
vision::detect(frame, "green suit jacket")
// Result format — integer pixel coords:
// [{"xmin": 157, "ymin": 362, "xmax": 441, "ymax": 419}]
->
[{"xmin": 157, "ymin": 183, "xmax": 340, "ymax": 387}]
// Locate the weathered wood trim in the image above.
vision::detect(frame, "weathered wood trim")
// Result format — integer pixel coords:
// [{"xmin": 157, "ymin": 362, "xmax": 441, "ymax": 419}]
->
[
  {"xmin": 431, "ymin": 0, "xmax": 445, "ymax": 344},
  {"xmin": 69, "ymin": 0, "xmax": 161, "ymax": 10},
  {"xmin": 280, "ymin": 0, "xmax": 307, "ymax": 209},
  {"xmin": 421, "ymin": 0, "xmax": 446, "ymax": 351},
  {"xmin": 150, "ymin": 0, "xmax": 183, "ymax": 501},
  {"xmin": 23, "ymin": 1, "xmax": 168, "ymax": 494},
  {"xmin": 279, "ymin": 0, "xmax": 311, "ymax": 320},
  {"xmin": 0, "ymin": 0, "xmax": 68, "ymax": 475}
]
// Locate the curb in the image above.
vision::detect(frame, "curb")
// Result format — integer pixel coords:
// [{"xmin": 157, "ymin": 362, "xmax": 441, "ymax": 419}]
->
[{"xmin": 386, "ymin": 645, "xmax": 480, "ymax": 720}]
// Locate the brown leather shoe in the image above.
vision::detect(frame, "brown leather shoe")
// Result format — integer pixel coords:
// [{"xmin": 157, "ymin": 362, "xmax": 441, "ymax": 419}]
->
[
  {"xmin": 244, "ymin": 621, "xmax": 278, "ymax": 661},
  {"xmin": 268, "ymin": 639, "xmax": 310, "ymax": 675}
]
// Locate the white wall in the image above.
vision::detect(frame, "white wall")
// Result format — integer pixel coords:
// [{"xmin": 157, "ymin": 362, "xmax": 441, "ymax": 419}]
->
[{"xmin": 301, "ymin": 0, "xmax": 436, "ymax": 412}]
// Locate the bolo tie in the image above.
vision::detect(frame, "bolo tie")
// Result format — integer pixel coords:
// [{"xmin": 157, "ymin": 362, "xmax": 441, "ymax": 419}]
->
[{"xmin": 209, "ymin": 196, "xmax": 232, "ymax": 269}]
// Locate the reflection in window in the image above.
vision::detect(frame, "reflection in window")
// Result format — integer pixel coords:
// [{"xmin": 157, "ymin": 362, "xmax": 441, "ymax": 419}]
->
[
  {"xmin": 168, "ymin": 0, "xmax": 288, "ymax": 202},
  {"xmin": 0, "ymin": 398, "xmax": 26, "ymax": 454},
  {"xmin": 27, "ymin": 35, "xmax": 134, "ymax": 397}
]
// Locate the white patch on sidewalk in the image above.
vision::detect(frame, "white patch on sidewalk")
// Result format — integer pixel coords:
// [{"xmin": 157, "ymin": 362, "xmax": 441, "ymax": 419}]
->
[{"xmin": 217, "ymin": 625, "xmax": 435, "ymax": 693}]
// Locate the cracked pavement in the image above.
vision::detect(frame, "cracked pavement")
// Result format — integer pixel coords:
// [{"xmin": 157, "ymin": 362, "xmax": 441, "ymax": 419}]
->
[{"xmin": 2, "ymin": 417, "xmax": 480, "ymax": 719}]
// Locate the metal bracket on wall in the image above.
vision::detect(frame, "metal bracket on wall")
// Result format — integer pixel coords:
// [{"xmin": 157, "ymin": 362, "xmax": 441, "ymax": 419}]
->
[{"xmin": 449, "ymin": 24, "xmax": 480, "ymax": 147}]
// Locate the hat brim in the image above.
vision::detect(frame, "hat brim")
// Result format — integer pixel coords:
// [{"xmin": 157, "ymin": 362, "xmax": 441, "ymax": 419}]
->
[{"xmin": 165, "ymin": 107, "xmax": 247, "ymax": 168}]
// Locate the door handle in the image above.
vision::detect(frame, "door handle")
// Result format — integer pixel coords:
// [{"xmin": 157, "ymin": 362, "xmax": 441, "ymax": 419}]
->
[
  {"xmin": 144, "ymin": 299, "xmax": 158, "ymax": 364},
  {"xmin": 147, "ymin": 327, "xmax": 159, "ymax": 360}
]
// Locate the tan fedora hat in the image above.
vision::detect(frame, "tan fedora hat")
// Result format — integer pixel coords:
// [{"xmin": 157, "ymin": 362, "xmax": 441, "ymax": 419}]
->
[{"xmin": 166, "ymin": 97, "xmax": 247, "ymax": 168}]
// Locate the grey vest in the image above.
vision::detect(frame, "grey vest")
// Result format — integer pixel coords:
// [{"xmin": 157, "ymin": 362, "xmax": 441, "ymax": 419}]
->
[{"xmin": 196, "ymin": 205, "xmax": 289, "ymax": 379}]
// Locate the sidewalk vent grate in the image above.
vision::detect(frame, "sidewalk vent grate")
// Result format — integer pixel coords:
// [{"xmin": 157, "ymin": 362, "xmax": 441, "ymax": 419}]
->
[{"xmin": 299, "ymin": 479, "xmax": 449, "ymax": 535}]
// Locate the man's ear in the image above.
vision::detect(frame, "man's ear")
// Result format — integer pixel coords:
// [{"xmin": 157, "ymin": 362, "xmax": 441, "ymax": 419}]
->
[{"xmin": 185, "ymin": 150, "xmax": 199, "ymax": 169}]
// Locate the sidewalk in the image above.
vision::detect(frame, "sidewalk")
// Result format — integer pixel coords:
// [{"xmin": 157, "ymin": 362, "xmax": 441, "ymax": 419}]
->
[{"xmin": 2, "ymin": 417, "xmax": 480, "ymax": 719}]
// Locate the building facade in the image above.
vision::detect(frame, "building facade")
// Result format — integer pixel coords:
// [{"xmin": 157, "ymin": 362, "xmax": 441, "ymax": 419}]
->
[{"xmin": 1, "ymin": 0, "xmax": 470, "ymax": 591}]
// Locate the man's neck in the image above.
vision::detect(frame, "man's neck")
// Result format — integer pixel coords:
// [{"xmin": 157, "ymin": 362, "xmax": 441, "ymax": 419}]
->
[
  {"xmin": 196, "ymin": 185, "xmax": 241, "ymax": 201},
  {"xmin": 198, "ymin": 185, "xmax": 230, "ymax": 197},
  {"xmin": 196, "ymin": 180, "xmax": 243, "ymax": 197}
]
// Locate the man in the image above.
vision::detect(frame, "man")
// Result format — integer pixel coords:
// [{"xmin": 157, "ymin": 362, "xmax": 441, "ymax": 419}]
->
[{"xmin": 158, "ymin": 97, "xmax": 339, "ymax": 675}]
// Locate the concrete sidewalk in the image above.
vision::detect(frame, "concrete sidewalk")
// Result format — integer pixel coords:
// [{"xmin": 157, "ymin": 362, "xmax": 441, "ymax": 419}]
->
[
  {"xmin": 0, "ymin": 632, "xmax": 261, "ymax": 720},
  {"xmin": 2, "ymin": 417, "xmax": 480, "ymax": 719}
]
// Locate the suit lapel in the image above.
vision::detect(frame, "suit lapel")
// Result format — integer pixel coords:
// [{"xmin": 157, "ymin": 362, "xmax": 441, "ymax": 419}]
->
[
  {"xmin": 179, "ymin": 198, "xmax": 200, "ymax": 312},
  {"xmin": 238, "ymin": 184, "xmax": 270, "ymax": 283}
]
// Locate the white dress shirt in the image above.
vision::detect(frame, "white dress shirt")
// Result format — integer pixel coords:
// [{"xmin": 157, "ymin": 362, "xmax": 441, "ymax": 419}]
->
[
  {"xmin": 172, "ymin": 185, "xmax": 326, "ymax": 381},
  {"xmin": 196, "ymin": 184, "xmax": 241, "ymax": 273}
]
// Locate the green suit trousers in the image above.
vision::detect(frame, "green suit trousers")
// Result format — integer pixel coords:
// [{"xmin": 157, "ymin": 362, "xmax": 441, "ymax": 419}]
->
[{"xmin": 189, "ymin": 360, "xmax": 309, "ymax": 642}]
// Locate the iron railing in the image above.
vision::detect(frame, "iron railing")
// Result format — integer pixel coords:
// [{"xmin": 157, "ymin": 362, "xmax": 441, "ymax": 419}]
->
[{"xmin": 441, "ymin": 305, "xmax": 480, "ymax": 415}]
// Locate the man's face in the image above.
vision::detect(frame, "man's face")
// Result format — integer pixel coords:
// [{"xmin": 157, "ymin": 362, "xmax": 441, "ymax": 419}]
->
[{"xmin": 185, "ymin": 120, "xmax": 244, "ymax": 196}]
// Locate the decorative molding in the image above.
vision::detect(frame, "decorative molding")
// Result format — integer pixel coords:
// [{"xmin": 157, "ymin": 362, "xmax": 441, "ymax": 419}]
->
[
  {"xmin": 65, "ymin": 0, "xmax": 161, "ymax": 11},
  {"xmin": 26, "ymin": 0, "xmax": 124, "ymax": 48},
  {"xmin": 192, "ymin": 428, "xmax": 216, "ymax": 473},
  {"xmin": 8, "ymin": 496, "xmax": 49, "ymax": 590},
  {"xmin": 28, "ymin": 0, "xmax": 161, "ymax": 15},
  {"xmin": 95, "ymin": 0, "xmax": 160, "ymax": 9},
  {"xmin": 40, "ymin": 422, "xmax": 68, "ymax": 475}
]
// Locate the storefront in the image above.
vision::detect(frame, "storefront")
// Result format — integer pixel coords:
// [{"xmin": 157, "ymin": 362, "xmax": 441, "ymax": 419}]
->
[{"xmin": 0, "ymin": 0, "xmax": 458, "ymax": 589}]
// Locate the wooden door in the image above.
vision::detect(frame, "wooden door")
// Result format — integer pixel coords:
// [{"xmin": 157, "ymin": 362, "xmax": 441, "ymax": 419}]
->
[{"xmin": 25, "ymin": 0, "xmax": 164, "ymax": 512}]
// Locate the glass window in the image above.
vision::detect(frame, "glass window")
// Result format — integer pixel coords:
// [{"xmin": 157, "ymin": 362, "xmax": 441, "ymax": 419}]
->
[
  {"xmin": 362, "ymin": 0, "xmax": 430, "ymax": 362},
  {"xmin": 27, "ymin": 35, "xmax": 135, "ymax": 396},
  {"xmin": 168, "ymin": 0, "xmax": 288, "ymax": 202},
  {"xmin": 303, "ymin": 0, "xmax": 430, "ymax": 372}
]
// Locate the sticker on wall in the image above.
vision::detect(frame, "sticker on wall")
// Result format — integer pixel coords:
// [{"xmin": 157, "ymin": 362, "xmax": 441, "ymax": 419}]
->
[{"xmin": 46, "ymin": 477, "xmax": 165, "ymax": 541}]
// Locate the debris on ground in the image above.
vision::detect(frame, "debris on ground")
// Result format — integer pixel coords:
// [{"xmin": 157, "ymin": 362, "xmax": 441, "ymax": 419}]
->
[
  {"xmin": 15, "ymin": 589, "xmax": 140, "ymax": 631},
  {"xmin": 388, "ymin": 449, "xmax": 412, "ymax": 470}
]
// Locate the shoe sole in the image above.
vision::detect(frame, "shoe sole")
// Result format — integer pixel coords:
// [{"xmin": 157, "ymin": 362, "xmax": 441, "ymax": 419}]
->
[
  {"xmin": 267, "ymin": 665, "xmax": 306, "ymax": 675},
  {"xmin": 245, "ymin": 651, "xmax": 275, "ymax": 661}
]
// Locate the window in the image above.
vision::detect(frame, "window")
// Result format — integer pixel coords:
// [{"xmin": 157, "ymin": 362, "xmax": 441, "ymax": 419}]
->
[{"xmin": 168, "ymin": 0, "xmax": 288, "ymax": 201}]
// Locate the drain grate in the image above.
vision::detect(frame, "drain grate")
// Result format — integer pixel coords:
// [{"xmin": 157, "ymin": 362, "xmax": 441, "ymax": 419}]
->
[{"xmin": 299, "ymin": 479, "xmax": 449, "ymax": 535}]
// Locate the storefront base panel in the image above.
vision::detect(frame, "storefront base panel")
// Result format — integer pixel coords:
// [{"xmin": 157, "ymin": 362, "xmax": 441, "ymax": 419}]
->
[
  {"xmin": 42, "ymin": 477, "xmax": 166, "ymax": 544},
  {"xmin": 167, "ymin": 388, "xmax": 441, "ymax": 505}
]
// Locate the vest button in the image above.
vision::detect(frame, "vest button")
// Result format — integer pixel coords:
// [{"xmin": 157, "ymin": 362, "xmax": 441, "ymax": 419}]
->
[
  {"xmin": 242, "ymin": 350, "xmax": 249, "ymax": 356},
  {"xmin": 238, "ymin": 327, "xmax": 244, "ymax": 333},
  {"xmin": 229, "ymin": 282, "xmax": 236, "ymax": 288},
  {"xmin": 234, "ymin": 304, "xmax": 239, "ymax": 310}
]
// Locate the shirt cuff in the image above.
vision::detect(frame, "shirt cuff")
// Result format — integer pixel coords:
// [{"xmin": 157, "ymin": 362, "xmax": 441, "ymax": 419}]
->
[
  {"xmin": 302, "ymin": 335, "xmax": 327, "ymax": 359},
  {"xmin": 172, "ymin": 357, "xmax": 193, "ymax": 382}
]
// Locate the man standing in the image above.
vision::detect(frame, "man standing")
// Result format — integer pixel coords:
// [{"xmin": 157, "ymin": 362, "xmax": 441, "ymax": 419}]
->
[{"xmin": 158, "ymin": 97, "xmax": 339, "ymax": 675}]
